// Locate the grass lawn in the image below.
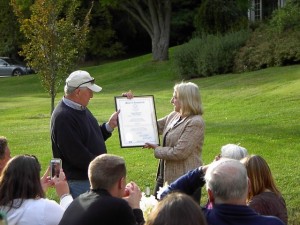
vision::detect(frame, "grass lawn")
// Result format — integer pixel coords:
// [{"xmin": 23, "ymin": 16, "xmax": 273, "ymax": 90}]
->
[{"xmin": 0, "ymin": 52, "xmax": 299, "ymax": 224}]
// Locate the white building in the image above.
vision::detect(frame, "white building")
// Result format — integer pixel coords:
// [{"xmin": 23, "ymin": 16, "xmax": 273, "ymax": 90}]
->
[{"xmin": 248, "ymin": 0, "xmax": 286, "ymax": 21}]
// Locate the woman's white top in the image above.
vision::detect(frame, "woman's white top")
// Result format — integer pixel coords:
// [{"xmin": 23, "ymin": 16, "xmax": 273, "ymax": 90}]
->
[{"xmin": 0, "ymin": 198, "xmax": 65, "ymax": 225}]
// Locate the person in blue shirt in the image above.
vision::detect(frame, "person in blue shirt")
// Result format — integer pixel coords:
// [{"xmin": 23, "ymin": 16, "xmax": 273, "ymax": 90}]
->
[{"xmin": 159, "ymin": 143, "xmax": 248, "ymax": 201}]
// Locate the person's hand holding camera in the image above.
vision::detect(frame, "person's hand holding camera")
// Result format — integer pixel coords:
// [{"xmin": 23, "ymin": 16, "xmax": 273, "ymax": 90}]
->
[
  {"xmin": 41, "ymin": 166, "xmax": 54, "ymax": 192},
  {"xmin": 52, "ymin": 169, "xmax": 70, "ymax": 198}
]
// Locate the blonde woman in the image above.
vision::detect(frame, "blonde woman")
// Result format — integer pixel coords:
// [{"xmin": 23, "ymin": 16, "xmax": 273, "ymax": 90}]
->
[{"xmin": 144, "ymin": 82, "xmax": 204, "ymax": 198}]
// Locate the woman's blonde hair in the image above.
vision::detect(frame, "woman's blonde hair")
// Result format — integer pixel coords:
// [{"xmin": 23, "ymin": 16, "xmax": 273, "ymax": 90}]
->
[
  {"xmin": 241, "ymin": 155, "xmax": 281, "ymax": 202},
  {"xmin": 174, "ymin": 82, "xmax": 203, "ymax": 117}
]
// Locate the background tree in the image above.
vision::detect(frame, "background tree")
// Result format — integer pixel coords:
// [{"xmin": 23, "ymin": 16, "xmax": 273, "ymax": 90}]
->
[
  {"xmin": 107, "ymin": 0, "xmax": 201, "ymax": 59},
  {"xmin": 110, "ymin": 8, "xmax": 152, "ymax": 57},
  {"xmin": 0, "ymin": 0, "xmax": 25, "ymax": 58},
  {"xmin": 11, "ymin": 0, "xmax": 92, "ymax": 113},
  {"xmin": 82, "ymin": 1, "xmax": 124, "ymax": 60},
  {"xmin": 194, "ymin": 0, "xmax": 248, "ymax": 35},
  {"xmin": 102, "ymin": 0, "xmax": 172, "ymax": 61},
  {"xmin": 170, "ymin": 0, "xmax": 200, "ymax": 46}
]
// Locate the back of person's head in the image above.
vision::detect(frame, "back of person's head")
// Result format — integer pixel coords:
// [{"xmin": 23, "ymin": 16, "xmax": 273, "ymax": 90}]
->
[
  {"xmin": 0, "ymin": 137, "xmax": 8, "ymax": 159},
  {"xmin": 240, "ymin": 155, "xmax": 281, "ymax": 201},
  {"xmin": 174, "ymin": 82, "xmax": 203, "ymax": 117},
  {"xmin": 145, "ymin": 192, "xmax": 207, "ymax": 225},
  {"xmin": 0, "ymin": 155, "xmax": 45, "ymax": 209},
  {"xmin": 205, "ymin": 158, "xmax": 248, "ymax": 204},
  {"xmin": 221, "ymin": 144, "xmax": 248, "ymax": 160},
  {"xmin": 88, "ymin": 154, "xmax": 126, "ymax": 191}
]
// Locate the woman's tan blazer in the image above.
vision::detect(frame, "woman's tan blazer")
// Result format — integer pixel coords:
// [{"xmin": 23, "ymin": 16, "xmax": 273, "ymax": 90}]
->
[{"xmin": 154, "ymin": 111, "xmax": 205, "ymax": 183}]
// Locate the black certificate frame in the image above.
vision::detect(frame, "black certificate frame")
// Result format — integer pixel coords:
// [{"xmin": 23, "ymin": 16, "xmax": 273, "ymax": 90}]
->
[{"xmin": 115, "ymin": 95, "xmax": 160, "ymax": 148}]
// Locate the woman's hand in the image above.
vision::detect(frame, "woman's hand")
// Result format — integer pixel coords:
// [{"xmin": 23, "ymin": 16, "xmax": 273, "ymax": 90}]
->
[
  {"xmin": 41, "ymin": 166, "xmax": 54, "ymax": 192},
  {"xmin": 143, "ymin": 143, "xmax": 159, "ymax": 149},
  {"xmin": 52, "ymin": 169, "xmax": 70, "ymax": 198}
]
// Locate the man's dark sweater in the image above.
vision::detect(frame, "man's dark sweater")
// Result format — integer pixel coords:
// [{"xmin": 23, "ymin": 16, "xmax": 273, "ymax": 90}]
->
[{"xmin": 51, "ymin": 100, "xmax": 111, "ymax": 180}]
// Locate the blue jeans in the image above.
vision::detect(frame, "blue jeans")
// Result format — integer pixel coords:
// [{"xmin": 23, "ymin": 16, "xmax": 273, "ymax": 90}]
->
[{"xmin": 68, "ymin": 180, "xmax": 90, "ymax": 199}]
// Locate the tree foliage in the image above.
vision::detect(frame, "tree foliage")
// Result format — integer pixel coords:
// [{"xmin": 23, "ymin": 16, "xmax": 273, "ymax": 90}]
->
[
  {"xmin": 11, "ymin": 0, "xmax": 91, "ymax": 113},
  {"xmin": 194, "ymin": 0, "xmax": 248, "ymax": 35},
  {"xmin": 170, "ymin": 0, "xmax": 200, "ymax": 45},
  {"xmin": 101, "ymin": 0, "xmax": 171, "ymax": 61},
  {"xmin": 0, "ymin": 0, "xmax": 23, "ymax": 57},
  {"xmin": 86, "ymin": 1, "xmax": 124, "ymax": 59},
  {"xmin": 234, "ymin": 0, "xmax": 300, "ymax": 72}
]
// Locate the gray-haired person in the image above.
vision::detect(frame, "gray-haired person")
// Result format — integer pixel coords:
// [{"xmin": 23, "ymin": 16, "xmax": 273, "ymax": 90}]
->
[
  {"xmin": 51, "ymin": 70, "xmax": 132, "ymax": 198},
  {"xmin": 159, "ymin": 144, "xmax": 248, "ymax": 200},
  {"xmin": 203, "ymin": 158, "xmax": 284, "ymax": 225}
]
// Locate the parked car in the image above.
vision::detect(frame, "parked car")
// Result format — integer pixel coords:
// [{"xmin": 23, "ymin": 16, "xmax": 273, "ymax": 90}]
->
[{"xmin": 0, "ymin": 57, "xmax": 35, "ymax": 76}]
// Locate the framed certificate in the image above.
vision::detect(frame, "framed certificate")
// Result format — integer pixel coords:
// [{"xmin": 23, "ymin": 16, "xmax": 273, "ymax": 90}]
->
[{"xmin": 115, "ymin": 95, "xmax": 160, "ymax": 148}]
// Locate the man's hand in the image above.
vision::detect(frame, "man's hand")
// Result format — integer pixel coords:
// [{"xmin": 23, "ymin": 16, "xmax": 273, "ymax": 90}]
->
[
  {"xmin": 123, "ymin": 182, "xmax": 142, "ymax": 209},
  {"xmin": 108, "ymin": 110, "xmax": 120, "ymax": 129}
]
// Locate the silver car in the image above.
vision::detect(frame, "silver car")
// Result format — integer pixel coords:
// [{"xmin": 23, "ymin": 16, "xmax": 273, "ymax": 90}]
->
[{"xmin": 0, "ymin": 57, "xmax": 35, "ymax": 76}]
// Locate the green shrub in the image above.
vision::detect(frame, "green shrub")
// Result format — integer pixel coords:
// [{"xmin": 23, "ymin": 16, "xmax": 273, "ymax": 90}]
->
[
  {"xmin": 234, "ymin": 1, "xmax": 300, "ymax": 72},
  {"xmin": 235, "ymin": 30, "xmax": 300, "ymax": 72},
  {"xmin": 273, "ymin": 31, "xmax": 300, "ymax": 65},
  {"xmin": 173, "ymin": 39, "xmax": 200, "ymax": 79},
  {"xmin": 234, "ymin": 27, "xmax": 275, "ymax": 72},
  {"xmin": 174, "ymin": 30, "xmax": 250, "ymax": 79},
  {"xmin": 269, "ymin": 0, "xmax": 300, "ymax": 33},
  {"xmin": 194, "ymin": 0, "xmax": 248, "ymax": 35}
]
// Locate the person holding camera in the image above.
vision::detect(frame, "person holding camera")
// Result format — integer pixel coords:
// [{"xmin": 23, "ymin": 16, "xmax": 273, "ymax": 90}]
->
[{"xmin": 0, "ymin": 155, "xmax": 67, "ymax": 225}]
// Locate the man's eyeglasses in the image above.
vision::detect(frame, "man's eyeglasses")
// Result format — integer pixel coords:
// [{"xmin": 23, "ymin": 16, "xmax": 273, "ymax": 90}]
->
[{"xmin": 74, "ymin": 79, "xmax": 95, "ymax": 89}]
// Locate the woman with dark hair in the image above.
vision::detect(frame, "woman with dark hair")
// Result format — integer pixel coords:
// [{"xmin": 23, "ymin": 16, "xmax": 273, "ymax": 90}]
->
[
  {"xmin": 0, "ymin": 155, "xmax": 65, "ymax": 225},
  {"xmin": 241, "ymin": 155, "xmax": 288, "ymax": 224},
  {"xmin": 145, "ymin": 192, "xmax": 207, "ymax": 225}
]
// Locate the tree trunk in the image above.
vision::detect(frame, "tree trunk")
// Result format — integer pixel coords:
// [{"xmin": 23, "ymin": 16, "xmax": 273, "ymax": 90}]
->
[
  {"xmin": 121, "ymin": 0, "xmax": 172, "ymax": 61},
  {"xmin": 50, "ymin": 75, "xmax": 56, "ymax": 115},
  {"xmin": 150, "ymin": 0, "xmax": 171, "ymax": 61},
  {"xmin": 152, "ymin": 32, "xmax": 170, "ymax": 61},
  {"xmin": 51, "ymin": 93, "xmax": 55, "ymax": 115}
]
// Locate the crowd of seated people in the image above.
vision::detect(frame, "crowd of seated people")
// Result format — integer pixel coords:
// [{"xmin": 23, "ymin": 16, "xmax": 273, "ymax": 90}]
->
[
  {"xmin": 159, "ymin": 143, "xmax": 248, "ymax": 201},
  {"xmin": 0, "ymin": 136, "xmax": 287, "ymax": 225},
  {"xmin": 159, "ymin": 144, "xmax": 287, "ymax": 224}
]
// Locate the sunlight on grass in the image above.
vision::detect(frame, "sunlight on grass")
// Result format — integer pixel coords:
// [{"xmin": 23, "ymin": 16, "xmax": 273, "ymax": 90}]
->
[{"xmin": 0, "ymin": 56, "xmax": 299, "ymax": 223}]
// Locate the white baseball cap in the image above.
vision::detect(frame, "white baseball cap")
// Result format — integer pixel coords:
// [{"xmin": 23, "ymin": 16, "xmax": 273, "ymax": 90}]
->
[{"xmin": 66, "ymin": 70, "xmax": 102, "ymax": 92}]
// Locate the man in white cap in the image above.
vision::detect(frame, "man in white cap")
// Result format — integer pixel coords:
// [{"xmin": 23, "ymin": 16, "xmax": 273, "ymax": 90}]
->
[{"xmin": 50, "ymin": 70, "xmax": 131, "ymax": 198}]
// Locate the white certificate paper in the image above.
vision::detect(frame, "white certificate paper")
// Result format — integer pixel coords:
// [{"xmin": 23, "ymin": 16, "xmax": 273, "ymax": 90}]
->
[{"xmin": 115, "ymin": 95, "xmax": 160, "ymax": 148}]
